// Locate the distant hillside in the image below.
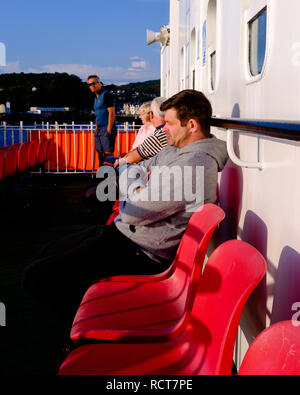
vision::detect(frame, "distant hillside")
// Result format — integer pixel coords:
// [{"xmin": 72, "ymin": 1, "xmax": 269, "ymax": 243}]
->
[{"xmin": 0, "ymin": 73, "xmax": 160, "ymax": 115}]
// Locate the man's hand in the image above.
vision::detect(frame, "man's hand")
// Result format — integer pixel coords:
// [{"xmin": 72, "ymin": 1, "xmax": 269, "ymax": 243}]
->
[
  {"xmin": 114, "ymin": 156, "xmax": 127, "ymax": 169},
  {"xmin": 133, "ymin": 171, "xmax": 151, "ymax": 194},
  {"xmin": 113, "ymin": 158, "xmax": 119, "ymax": 168}
]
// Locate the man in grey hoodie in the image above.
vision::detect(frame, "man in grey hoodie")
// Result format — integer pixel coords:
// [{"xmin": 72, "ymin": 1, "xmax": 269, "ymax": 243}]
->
[{"xmin": 23, "ymin": 89, "xmax": 228, "ymax": 314}]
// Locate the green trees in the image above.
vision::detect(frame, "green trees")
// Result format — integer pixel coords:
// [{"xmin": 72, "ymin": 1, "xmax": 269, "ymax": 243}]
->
[{"xmin": 0, "ymin": 73, "xmax": 160, "ymax": 122}]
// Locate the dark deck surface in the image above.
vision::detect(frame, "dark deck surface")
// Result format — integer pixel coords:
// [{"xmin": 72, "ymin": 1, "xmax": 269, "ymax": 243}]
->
[{"xmin": 0, "ymin": 173, "xmax": 105, "ymax": 375}]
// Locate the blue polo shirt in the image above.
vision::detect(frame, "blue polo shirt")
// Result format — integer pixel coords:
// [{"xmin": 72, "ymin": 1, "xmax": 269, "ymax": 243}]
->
[{"xmin": 94, "ymin": 89, "xmax": 115, "ymax": 128}]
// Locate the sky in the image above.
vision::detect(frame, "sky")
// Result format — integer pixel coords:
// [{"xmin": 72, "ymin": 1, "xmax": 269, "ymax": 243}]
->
[{"xmin": 0, "ymin": 0, "xmax": 170, "ymax": 85}]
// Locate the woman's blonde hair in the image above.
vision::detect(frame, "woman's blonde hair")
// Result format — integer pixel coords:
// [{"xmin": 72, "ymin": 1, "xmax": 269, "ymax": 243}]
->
[{"xmin": 139, "ymin": 101, "xmax": 152, "ymax": 122}]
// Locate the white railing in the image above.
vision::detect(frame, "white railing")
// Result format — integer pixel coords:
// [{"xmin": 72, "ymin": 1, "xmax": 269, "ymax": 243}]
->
[
  {"xmin": 0, "ymin": 121, "xmax": 141, "ymax": 174},
  {"xmin": 0, "ymin": 121, "xmax": 141, "ymax": 149}
]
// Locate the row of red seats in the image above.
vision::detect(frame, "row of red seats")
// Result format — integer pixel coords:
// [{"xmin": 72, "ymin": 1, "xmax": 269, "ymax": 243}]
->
[
  {"xmin": 58, "ymin": 204, "xmax": 298, "ymax": 375},
  {"xmin": 0, "ymin": 138, "xmax": 56, "ymax": 181}
]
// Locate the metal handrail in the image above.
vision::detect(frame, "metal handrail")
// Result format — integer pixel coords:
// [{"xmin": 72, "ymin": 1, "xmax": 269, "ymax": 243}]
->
[
  {"xmin": 211, "ymin": 118, "xmax": 300, "ymax": 141},
  {"xmin": 211, "ymin": 118, "xmax": 300, "ymax": 170}
]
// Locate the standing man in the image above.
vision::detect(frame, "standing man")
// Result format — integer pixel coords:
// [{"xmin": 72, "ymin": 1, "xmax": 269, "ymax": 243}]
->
[{"xmin": 88, "ymin": 75, "xmax": 117, "ymax": 166}]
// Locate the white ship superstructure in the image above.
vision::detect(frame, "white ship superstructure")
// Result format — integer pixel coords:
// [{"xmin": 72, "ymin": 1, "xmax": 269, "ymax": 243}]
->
[{"xmin": 154, "ymin": 0, "xmax": 300, "ymax": 367}]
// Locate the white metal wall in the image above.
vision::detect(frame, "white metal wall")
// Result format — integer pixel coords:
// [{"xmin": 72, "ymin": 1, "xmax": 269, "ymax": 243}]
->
[{"xmin": 162, "ymin": 0, "xmax": 300, "ymax": 369}]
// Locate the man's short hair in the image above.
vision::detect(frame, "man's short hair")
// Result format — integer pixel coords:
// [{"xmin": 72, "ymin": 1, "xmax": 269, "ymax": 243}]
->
[
  {"xmin": 87, "ymin": 75, "xmax": 100, "ymax": 81},
  {"xmin": 160, "ymin": 90, "xmax": 212, "ymax": 137},
  {"xmin": 151, "ymin": 97, "xmax": 166, "ymax": 120}
]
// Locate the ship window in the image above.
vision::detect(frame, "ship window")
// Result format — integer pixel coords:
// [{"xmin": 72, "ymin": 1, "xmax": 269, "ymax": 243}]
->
[
  {"xmin": 210, "ymin": 50, "xmax": 216, "ymax": 90},
  {"xmin": 190, "ymin": 28, "xmax": 197, "ymax": 89},
  {"xmin": 192, "ymin": 69, "xmax": 196, "ymax": 89},
  {"xmin": 248, "ymin": 7, "xmax": 267, "ymax": 76},
  {"xmin": 180, "ymin": 47, "xmax": 185, "ymax": 89},
  {"xmin": 190, "ymin": 28, "xmax": 197, "ymax": 63},
  {"xmin": 207, "ymin": 0, "xmax": 217, "ymax": 91}
]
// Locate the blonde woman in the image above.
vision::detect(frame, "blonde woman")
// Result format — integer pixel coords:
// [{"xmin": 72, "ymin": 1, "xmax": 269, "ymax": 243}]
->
[{"xmin": 131, "ymin": 102, "xmax": 156, "ymax": 149}]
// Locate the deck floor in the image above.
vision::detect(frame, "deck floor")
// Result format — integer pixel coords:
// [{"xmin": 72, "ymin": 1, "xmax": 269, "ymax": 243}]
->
[{"xmin": 0, "ymin": 173, "xmax": 107, "ymax": 375}]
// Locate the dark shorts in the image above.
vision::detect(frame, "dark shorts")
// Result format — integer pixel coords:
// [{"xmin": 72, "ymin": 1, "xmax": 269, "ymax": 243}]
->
[{"xmin": 95, "ymin": 125, "xmax": 117, "ymax": 153}]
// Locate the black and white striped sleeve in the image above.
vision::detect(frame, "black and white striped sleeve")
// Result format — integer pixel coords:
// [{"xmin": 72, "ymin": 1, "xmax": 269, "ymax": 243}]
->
[{"xmin": 136, "ymin": 128, "xmax": 168, "ymax": 159}]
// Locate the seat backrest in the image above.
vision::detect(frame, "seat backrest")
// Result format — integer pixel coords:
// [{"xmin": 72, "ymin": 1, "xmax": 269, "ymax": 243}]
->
[
  {"xmin": 238, "ymin": 320, "xmax": 300, "ymax": 375},
  {"xmin": 191, "ymin": 239, "xmax": 267, "ymax": 375},
  {"xmin": 158, "ymin": 204, "xmax": 225, "ymax": 338},
  {"xmin": 106, "ymin": 199, "xmax": 120, "ymax": 225},
  {"xmin": 4, "ymin": 143, "xmax": 20, "ymax": 177},
  {"xmin": 18, "ymin": 142, "xmax": 30, "ymax": 172},
  {"xmin": 0, "ymin": 146, "xmax": 7, "ymax": 181},
  {"xmin": 45, "ymin": 138, "xmax": 56, "ymax": 161},
  {"xmin": 36, "ymin": 138, "xmax": 48, "ymax": 164},
  {"xmin": 174, "ymin": 203, "xmax": 225, "ymax": 271},
  {"xmin": 28, "ymin": 139, "xmax": 39, "ymax": 168}
]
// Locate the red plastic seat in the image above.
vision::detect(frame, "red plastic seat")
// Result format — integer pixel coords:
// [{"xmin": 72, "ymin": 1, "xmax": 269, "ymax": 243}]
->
[
  {"xmin": 70, "ymin": 204, "xmax": 225, "ymax": 343},
  {"xmin": 28, "ymin": 140, "xmax": 39, "ymax": 168},
  {"xmin": 36, "ymin": 138, "xmax": 48, "ymax": 164},
  {"xmin": 17, "ymin": 142, "xmax": 30, "ymax": 173},
  {"xmin": 0, "ymin": 146, "xmax": 7, "ymax": 181},
  {"xmin": 45, "ymin": 138, "xmax": 56, "ymax": 161},
  {"xmin": 59, "ymin": 240, "xmax": 267, "ymax": 375},
  {"xmin": 105, "ymin": 204, "xmax": 222, "ymax": 284},
  {"xmin": 238, "ymin": 321, "xmax": 300, "ymax": 375},
  {"xmin": 4, "ymin": 143, "xmax": 20, "ymax": 177},
  {"xmin": 106, "ymin": 199, "xmax": 120, "ymax": 225}
]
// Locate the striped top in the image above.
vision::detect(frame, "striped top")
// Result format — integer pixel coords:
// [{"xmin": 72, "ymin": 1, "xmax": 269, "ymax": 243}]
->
[{"xmin": 136, "ymin": 125, "xmax": 168, "ymax": 159}]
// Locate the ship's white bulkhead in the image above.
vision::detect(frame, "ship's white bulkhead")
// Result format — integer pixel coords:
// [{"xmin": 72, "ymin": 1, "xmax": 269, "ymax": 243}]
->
[{"xmin": 160, "ymin": 0, "xmax": 300, "ymax": 368}]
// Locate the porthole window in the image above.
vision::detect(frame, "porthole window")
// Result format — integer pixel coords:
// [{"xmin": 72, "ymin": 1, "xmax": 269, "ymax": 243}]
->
[{"xmin": 248, "ymin": 7, "xmax": 267, "ymax": 76}]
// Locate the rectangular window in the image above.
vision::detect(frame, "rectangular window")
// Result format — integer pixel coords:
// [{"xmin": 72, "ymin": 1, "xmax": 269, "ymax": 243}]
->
[
  {"xmin": 210, "ymin": 50, "xmax": 216, "ymax": 90},
  {"xmin": 249, "ymin": 7, "xmax": 267, "ymax": 76},
  {"xmin": 192, "ymin": 69, "xmax": 195, "ymax": 89}
]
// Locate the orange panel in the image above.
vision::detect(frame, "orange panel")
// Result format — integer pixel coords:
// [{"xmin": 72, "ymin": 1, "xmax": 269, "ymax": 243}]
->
[{"xmin": 27, "ymin": 128, "xmax": 137, "ymax": 172}]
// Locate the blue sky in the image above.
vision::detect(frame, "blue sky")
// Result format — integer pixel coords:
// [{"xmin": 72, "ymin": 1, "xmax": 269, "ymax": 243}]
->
[{"xmin": 0, "ymin": 0, "xmax": 169, "ymax": 85}]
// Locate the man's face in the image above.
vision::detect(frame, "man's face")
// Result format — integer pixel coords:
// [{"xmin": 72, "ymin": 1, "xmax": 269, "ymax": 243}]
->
[
  {"xmin": 88, "ymin": 77, "xmax": 102, "ymax": 94},
  {"xmin": 163, "ymin": 108, "xmax": 190, "ymax": 148}
]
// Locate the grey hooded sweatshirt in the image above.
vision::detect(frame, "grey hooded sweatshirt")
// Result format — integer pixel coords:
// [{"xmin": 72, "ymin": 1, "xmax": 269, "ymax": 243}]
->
[{"xmin": 114, "ymin": 136, "xmax": 228, "ymax": 262}]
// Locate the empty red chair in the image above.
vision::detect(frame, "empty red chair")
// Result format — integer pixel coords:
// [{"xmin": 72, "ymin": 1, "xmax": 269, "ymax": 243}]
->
[
  {"xmin": 238, "ymin": 321, "xmax": 300, "ymax": 375},
  {"xmin": 28, "ymin": 140, "xmax": 39, "ymax": 168},
  {"xmin": 4, "ymin": 143, "xmax": 20, "ymax": 177},
  {"xmin": 17, "ymin": 142, "xmax": 30, "ymax": 173},
  {"xmin": 45, "ymin": 138, "xmax": 56, "ymax": 161},
  {"xmin": 0, "ymin": 146, "xmax": 7, "ymax": 181},
  {"xmin": 70, "ymin": 204, "xmax": 225, "ymax": 343},
  {"xmin": 36, "ymin": 139, "xmax": 48, "ymax": 165},
  {"xmin": 59, "ymin": 239, "xmax": 267, "ymax": 375}
]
